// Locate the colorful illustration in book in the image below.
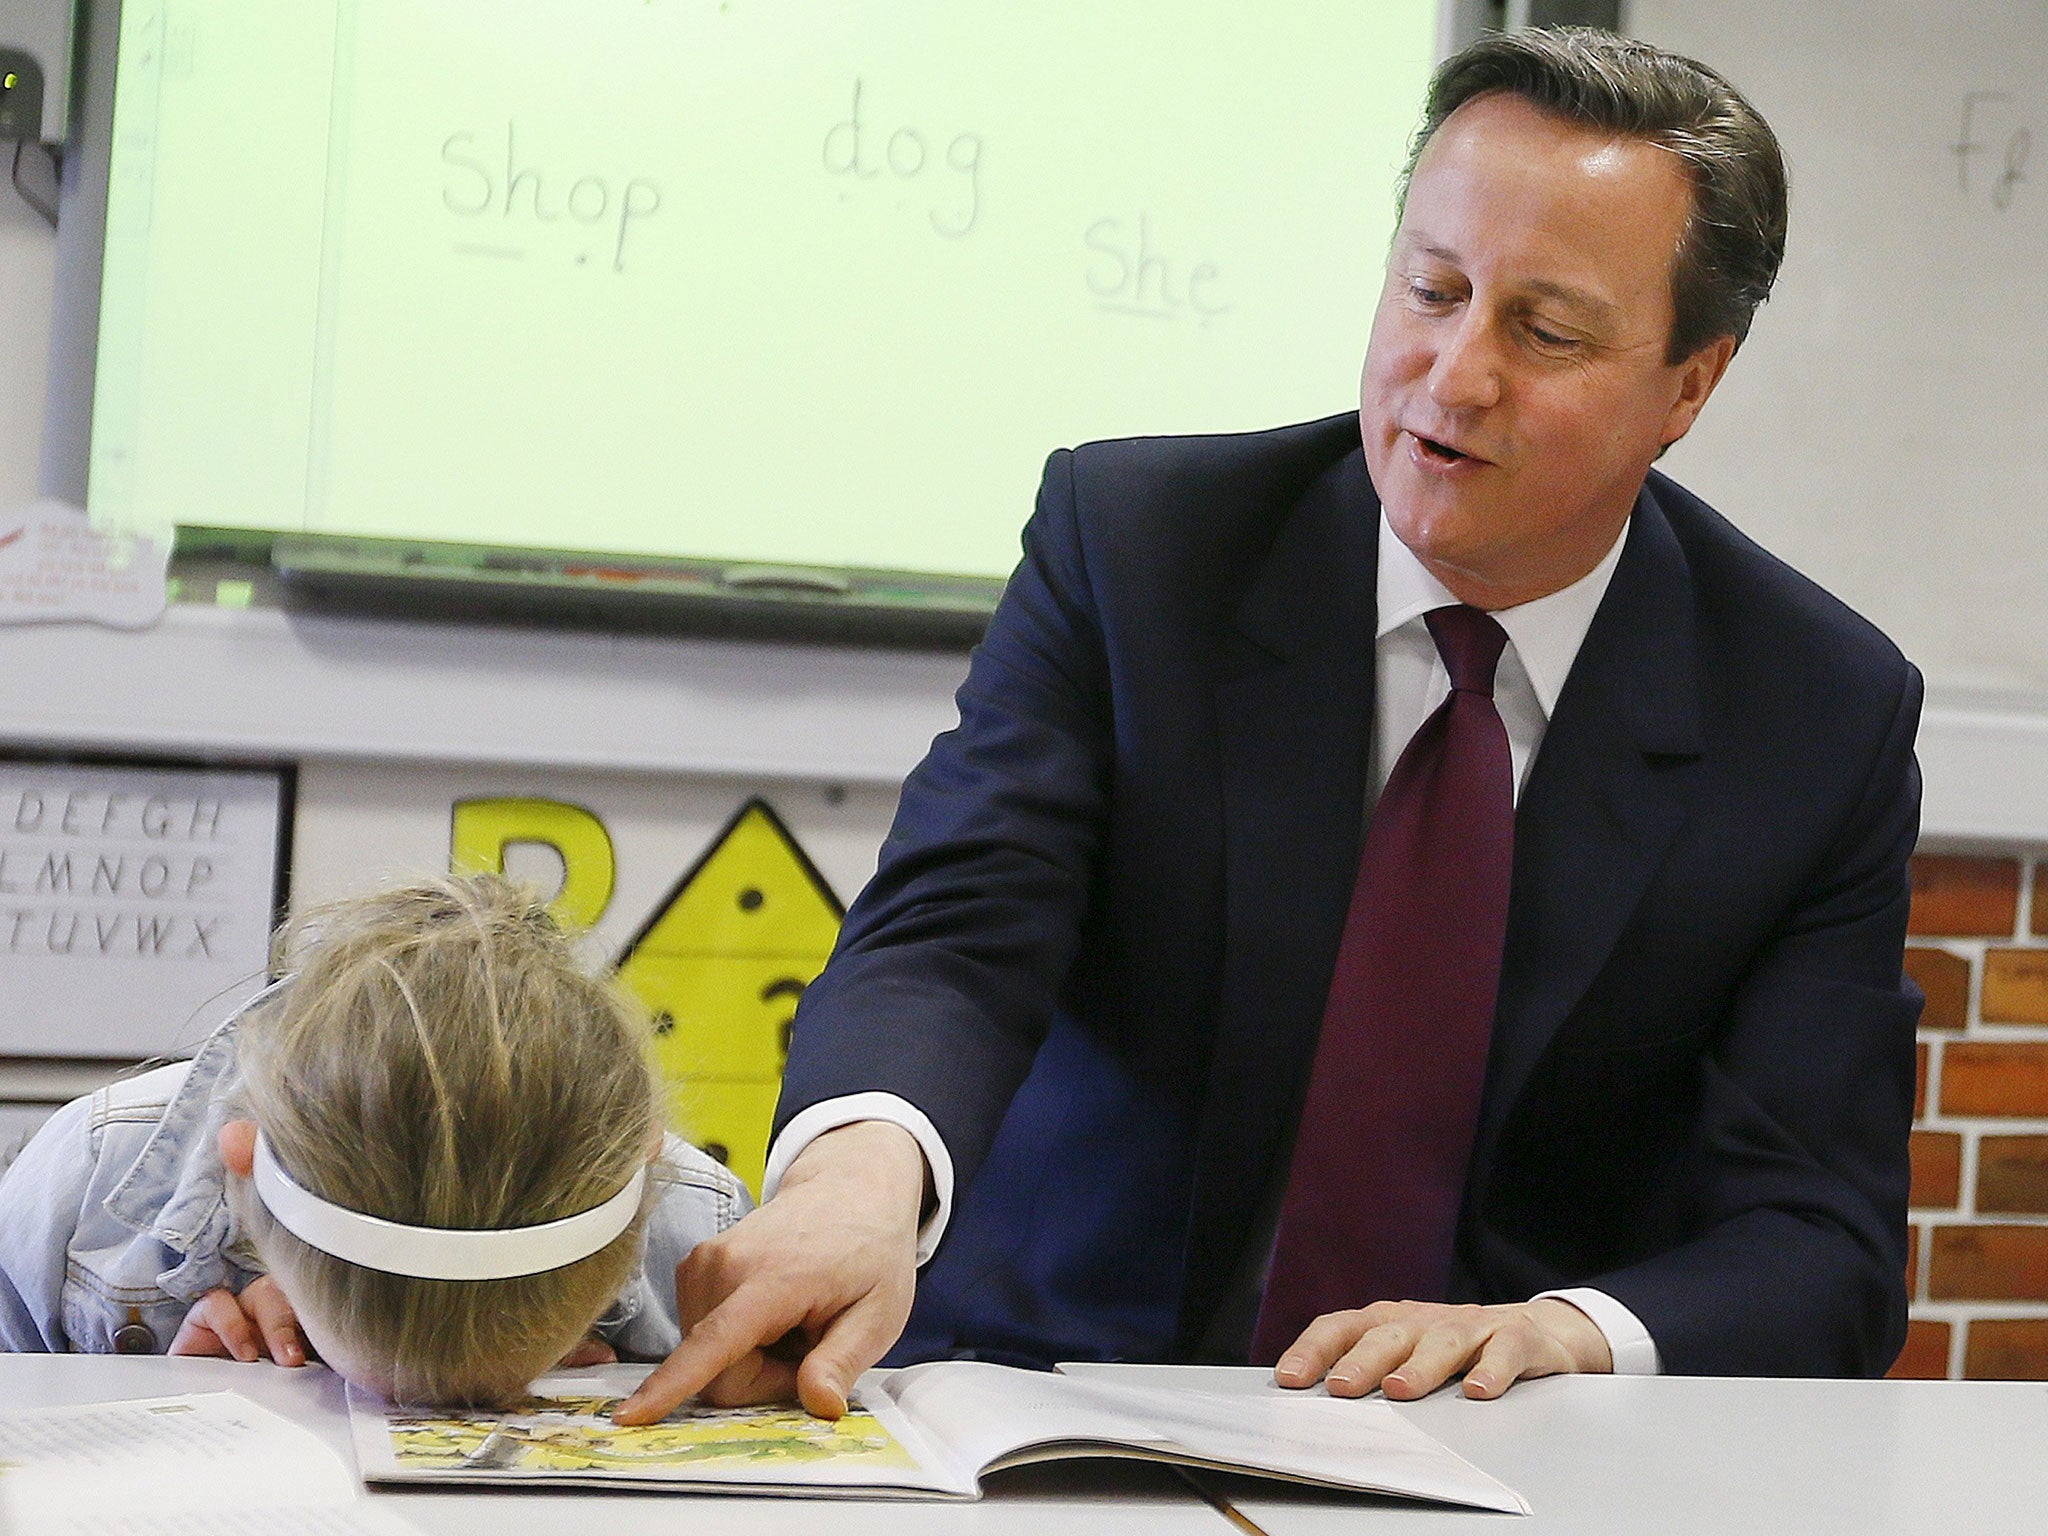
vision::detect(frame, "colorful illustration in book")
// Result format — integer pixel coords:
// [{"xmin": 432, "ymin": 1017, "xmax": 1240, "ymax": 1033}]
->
[
  {"xmin": 613, "ymin": 799, "xmax": 844, "ymax": 1198},
  {"xmin": 384, "ymin": 1396, "xmax": 913, "ymax": 1474}
]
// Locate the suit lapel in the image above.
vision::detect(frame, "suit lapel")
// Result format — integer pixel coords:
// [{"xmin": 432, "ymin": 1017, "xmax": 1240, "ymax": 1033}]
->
[
  {"xmin": 1176, "ymin": 475, "xmax": 1707, "ymax": 1341},
  {"xmin": 1178, "ymin": 450, "xmax": 1379, "ymax": 1346},
  {"xmin": 1473, "ymin": 488, "xmax": 1706, "ymax": 1161}
]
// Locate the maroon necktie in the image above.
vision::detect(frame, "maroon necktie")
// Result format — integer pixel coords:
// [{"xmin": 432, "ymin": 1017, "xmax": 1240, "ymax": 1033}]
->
[{"xmin": 1251, "ymin": 604, "xmax": 1515, "ymax": 1364}]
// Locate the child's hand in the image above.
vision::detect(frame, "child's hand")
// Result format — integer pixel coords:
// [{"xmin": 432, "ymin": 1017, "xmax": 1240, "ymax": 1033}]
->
[
  {"xmin": 557, "ymin": 1333, "xmax": 619, "ymax": 1367},
  {"xmin": 168, "ymin": 1275, "xmax": 308, "ymax": 1366}
]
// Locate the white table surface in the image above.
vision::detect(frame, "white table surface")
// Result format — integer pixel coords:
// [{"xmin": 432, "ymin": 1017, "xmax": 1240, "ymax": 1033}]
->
[
  {"xmin": 8, "ymin": 1355, "xmax": 2047, "ymax": 1535},
  {"xmin": 1069, "ymin": 1364, "xmax": 2048, "ymax": 1536}
]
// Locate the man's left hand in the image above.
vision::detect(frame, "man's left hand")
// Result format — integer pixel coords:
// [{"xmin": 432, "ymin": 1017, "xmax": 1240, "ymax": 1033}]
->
[{"xmin": 1273, "ymin": 1298, "xmax": 1613, "ymax": 1401}]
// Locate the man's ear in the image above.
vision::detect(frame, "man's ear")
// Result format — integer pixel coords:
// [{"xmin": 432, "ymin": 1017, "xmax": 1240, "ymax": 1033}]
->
[
  {"xmin": 218, "ymin": 1118, "xmax": 258, "ymax": 1178},
  {"xmin": 1660, "ymin": 333, "xmax": 1738, "ymax": 448}
]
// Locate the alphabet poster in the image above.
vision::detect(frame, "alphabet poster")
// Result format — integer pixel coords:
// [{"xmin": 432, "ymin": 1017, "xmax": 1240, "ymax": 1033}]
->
[{"xmin": 0, "ymin": 761, "xmax": 288, "ymax": 1057}]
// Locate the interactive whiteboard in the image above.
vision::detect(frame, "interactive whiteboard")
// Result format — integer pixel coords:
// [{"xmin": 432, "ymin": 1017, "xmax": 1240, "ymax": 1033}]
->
[{"xmin": 80, "ymin": 1, "xmax": 1438, "ymax": 583}]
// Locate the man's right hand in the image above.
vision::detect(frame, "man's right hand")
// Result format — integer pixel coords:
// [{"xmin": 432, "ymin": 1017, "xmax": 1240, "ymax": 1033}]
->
[{"xmin": 614, "ymin": 1119, "xmax": 927, "ymax": 1425}]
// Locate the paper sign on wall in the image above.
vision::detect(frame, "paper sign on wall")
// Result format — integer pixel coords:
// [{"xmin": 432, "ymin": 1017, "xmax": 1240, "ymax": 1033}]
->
[
  {"xmin": 0, "ymin": 499, "xmax": 171, "ymax": 630},
  {"xmin": 0, "ymin": 761, "xmax": 288, "ymax": 1057}
]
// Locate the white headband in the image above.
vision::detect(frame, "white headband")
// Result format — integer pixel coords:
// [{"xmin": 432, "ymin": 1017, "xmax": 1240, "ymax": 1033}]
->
[{"xmin": 251, "ymin": 1132, "xmax": 647, "ymax": 1281}]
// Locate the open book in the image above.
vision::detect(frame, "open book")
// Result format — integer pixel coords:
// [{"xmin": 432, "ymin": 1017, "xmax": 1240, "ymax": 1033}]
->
[{"xmin": 347, "ymin": 1360, "xmax": 1526, "ymax": 1513}]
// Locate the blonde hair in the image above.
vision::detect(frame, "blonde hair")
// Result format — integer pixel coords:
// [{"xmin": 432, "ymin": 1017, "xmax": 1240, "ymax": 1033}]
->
[{"xmin": 231, "ymin": 874, "xmax": 659, "ymax": 1406}]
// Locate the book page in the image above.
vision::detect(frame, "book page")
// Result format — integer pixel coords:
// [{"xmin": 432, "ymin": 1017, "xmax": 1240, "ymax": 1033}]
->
[
  {"xmin": 877, "ymin": 1359, "xmax": 1522, "ymax": 1511},
  {"xmin": 348, "ymin": 1365, "xmax": 972, "ymax": 1496},
  {"xmin": 0, "ymin": 1392, "xmax": 422, "ymax": 1535},
  {"xmin": 1055, "ymin": 1368, "xmax": 1528, "ymax": 1514},
  {"xmin": 875, "ymin": 1360, "xmax": 1178, "ymax": 1473}
]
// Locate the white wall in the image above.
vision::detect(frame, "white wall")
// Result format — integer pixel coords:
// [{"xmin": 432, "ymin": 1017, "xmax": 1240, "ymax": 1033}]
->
[{"xmin": 1628, "ymin": 0, "xmax": 2048, "ymax": 699}]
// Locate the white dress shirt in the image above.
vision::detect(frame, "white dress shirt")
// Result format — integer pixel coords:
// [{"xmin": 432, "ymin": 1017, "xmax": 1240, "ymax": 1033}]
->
[{"xmin": 767, "ymin": 510, "xmax": 1661, "ymax": 1374}]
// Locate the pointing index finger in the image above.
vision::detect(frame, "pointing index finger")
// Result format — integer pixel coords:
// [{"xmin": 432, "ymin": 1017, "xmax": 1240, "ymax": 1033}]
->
[{"xmin": 614, "ymin": 1285, "xmax": 794, "ymax": 1425}]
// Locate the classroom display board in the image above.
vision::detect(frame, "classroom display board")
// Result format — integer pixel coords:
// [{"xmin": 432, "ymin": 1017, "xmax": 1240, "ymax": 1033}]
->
[
  {"xmin": 84, "ymin": 1, "xmax": 1437, "ymax": 582},
  {"xmin": 0, "ymin": 760, "xmax": 288, "ymax": 1059},
  {"xmin": 1629, "ymin": 0, "xmax": 2048, "ymax": 698}
]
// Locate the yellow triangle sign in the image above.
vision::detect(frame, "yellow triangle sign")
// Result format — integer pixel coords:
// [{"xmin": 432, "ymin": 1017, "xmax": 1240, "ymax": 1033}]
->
[{"xmin": 614, "ymin": 799, "xmax": 843, "ymax": 1198}]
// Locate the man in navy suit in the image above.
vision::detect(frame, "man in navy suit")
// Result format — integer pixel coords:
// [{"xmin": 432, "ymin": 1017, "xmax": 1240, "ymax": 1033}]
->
[{"xmin": 620, "ymin": 30, "xmax": 1920, "ymax": 1426}]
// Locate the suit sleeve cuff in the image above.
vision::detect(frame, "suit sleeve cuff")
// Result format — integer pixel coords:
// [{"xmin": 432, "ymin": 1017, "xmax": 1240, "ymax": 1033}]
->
[
  {"xmin": 1534, "ymin": 1287, "xmax": 1663, "ymax": 1376},
  {"xmin": 763, "ymin": 1093, "xmax": 955, "ymax": 1267}
]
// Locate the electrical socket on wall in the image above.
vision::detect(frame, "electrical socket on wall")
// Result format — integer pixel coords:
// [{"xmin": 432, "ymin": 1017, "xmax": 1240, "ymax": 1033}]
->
[
  {"xmin": 0, "ymin": 49, "xmax": 48, "ymax": 143},
  {"xmin": 0, "ymin": 0, "xmax": 78, "ymax": 144}
]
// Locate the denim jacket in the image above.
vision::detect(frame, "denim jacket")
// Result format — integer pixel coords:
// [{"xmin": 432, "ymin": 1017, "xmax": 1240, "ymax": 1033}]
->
[{"xmin": 0, "ymin": 1011, "xmax": 750, "ymax": 1358}]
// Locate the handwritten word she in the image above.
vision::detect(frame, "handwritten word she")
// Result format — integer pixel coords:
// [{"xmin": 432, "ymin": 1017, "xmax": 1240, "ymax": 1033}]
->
[
  {"xmin": 13, "ymin": 790, "xmax": 227, "ymax": 842},
  {"xmin": 1084, "ymin": 214, "xmax": 1229, "ymax": 324}
]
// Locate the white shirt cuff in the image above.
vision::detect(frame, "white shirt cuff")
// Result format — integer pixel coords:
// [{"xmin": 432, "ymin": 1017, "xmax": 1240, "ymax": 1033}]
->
[
  {"xmin": 762, "ymin": 1093, "xmax": 955, "ymax": 1267},
  {"xmin": 1534, "ymin": 1287, "xmax": 1663, "ymax": 1375}
]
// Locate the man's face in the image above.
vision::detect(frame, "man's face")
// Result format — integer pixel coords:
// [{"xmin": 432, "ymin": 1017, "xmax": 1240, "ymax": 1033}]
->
[{"xmin": 1359, "ymin": 92, "xmax": 1734, "ymax": 609}]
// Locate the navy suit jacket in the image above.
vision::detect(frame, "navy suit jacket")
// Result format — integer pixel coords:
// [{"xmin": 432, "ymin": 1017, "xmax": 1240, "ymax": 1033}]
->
[{"xmin": 780, "ymin": 413, "xmax": 1924, "ymax": 1378}]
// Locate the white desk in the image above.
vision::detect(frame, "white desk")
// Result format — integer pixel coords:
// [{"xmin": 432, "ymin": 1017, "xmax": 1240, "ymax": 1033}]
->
[
  {"xmin": 1079, "ymin": 1365, "xmax": 2048, "ymax": 1536},
  {"xmin": 7, "ymin": 1356, "xmax": 2047, "ymax": 1535}
]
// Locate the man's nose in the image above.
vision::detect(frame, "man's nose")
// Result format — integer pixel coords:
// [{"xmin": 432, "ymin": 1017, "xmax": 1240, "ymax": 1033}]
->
[{"xmin": 1426, "ymin": 313, "xmax": 1505, "ymax": 411}]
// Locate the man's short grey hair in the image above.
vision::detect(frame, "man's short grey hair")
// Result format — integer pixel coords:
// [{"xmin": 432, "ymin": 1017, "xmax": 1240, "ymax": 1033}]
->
[{"xmin": 1401, "ymin": 26, "xmax": 1788, "ymax": 363}]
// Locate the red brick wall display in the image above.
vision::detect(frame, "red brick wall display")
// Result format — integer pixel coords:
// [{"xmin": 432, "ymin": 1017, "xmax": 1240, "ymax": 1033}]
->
[
  {"xmin": 1908, "ymin": 855, "xmax": 2020, "ymax": 938},
  {"xmin": 1892, "ymin": 854, "xmax": 2048, "ymax": 1381}
]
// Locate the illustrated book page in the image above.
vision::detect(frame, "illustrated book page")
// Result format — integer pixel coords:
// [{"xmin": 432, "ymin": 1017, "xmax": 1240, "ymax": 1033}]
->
[
  {"xmin": 347, "ymin": 1364, "xmax": 973, "ymax": 1497},
  {"xmin": 348, "ymin": 1360, "xmax": 1524, "ymax": 1510}
]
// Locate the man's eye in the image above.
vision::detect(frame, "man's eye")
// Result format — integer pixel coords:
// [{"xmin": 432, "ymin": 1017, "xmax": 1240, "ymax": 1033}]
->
[
  {"xmin": 1527, "ymin": 322, "xmax": 1579, "ymax": 349},
  {"xmin": 1407, "ymin": 280, "xmax": 1456, "ymax": 306}
]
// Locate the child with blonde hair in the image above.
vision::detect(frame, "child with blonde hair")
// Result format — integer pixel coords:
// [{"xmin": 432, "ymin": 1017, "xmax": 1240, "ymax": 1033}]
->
[{"xmin": 0, "ymin": 874, "xmax": 748, "ymax": 1406}]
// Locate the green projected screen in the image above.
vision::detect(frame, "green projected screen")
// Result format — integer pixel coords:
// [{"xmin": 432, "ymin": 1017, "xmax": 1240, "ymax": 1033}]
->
[{"xmin": 89, "ymin": 2, "xmax": 1438, "ymax": 582}]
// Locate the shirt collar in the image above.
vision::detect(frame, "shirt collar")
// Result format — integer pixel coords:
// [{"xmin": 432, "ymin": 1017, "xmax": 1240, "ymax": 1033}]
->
[{"xmin": 1375, "ymin": 512, "xmax": 1630, "ymax": 719}]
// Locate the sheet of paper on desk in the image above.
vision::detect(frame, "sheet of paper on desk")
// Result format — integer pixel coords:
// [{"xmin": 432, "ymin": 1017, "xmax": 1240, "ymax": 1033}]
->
[
  {"xmin": 0, "ymin": 1392, "xmax": 422, "ymax": 1536},
  {"xmin": 18, "ymin": 1513, "xmax": 416, "ymax": 1536}
]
